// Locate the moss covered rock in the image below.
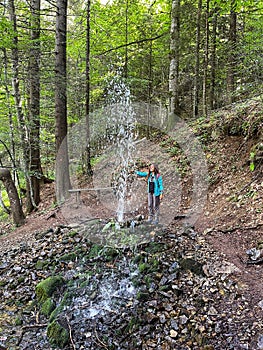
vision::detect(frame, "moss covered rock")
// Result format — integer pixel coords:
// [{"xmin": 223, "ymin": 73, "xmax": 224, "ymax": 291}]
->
[
  {"xmin": 36, "ymin": 276, "xmax": 65, "ymax": 304},
  {"xmin": 35, "ymin": 260, "xmax": 46, "ymax": 270},
  {"xmin": 49, "ymin": 291, "xmax": 72, "ymax": 323},
  {"xmin": 47, "ymin": 320, "xmax": 69, "ymax": 348},
  {"xmin": 41, "ymin": 298, "xmax": 56, "ymax": 317},
  {"xmin": 58, "ymin": 252, "xmax": 77, "ymax": 262}
]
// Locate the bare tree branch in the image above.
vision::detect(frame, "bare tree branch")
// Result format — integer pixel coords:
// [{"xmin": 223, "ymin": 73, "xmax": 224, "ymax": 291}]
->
[{"xmin": 96, "ymin": 32, "xmax": 168, "ymax": 56}]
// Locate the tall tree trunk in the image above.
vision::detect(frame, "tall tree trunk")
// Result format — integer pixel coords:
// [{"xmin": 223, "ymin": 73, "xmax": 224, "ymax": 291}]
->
[
  {"xmin": 55, "ymin": 0, "xmax": 71, "ymax": 203},
  {"xmin": 2, "ymin": 48, "xmax": 20, "ymax": 188},
  {"xmin": 8, "ymin": 0, "xmax": 31, "ymax": 210},
  {"xmin": 210, "ymin": 9, "xmax": 218, "ymax": 110},
  {"xmin": 28, "ymin": 0, "xmax": 41, "ymax": 212},
  {"xmin": 193, "ymin": 0, "xmax": 202, "ymax": 118},
  {"xmin": 0, "ymin": 168, "xmax": 25, "ymax": 226},
  {"xmin": 147, "ymin": 37, "xmax": 153, "ymax": 138},
  {"xmin": 168, "ymin": 0, "xmax": 180, "ymax": 130},
  {"xmin": 146, "ymin": 6, "xmax": 154, "ymax": 138},
  {"xmin": 85, "ymin": 0, "xmax": 93, "ymax": 177},
  {"xmin": 227, "ymin": 0, "xmax": 237, "ymax": 104},
  {"xmin": 202, "ymin": 0, "xmax": 209, "ymax": 117}
]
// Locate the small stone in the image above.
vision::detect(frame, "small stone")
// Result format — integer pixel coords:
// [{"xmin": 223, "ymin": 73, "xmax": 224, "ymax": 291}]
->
[
  {"xmin": 258, "ymin": 335, "xmax": 263, "ymax": 349},
  {"xmin": 208, "ymin": 306, "xmax": 218, "ymax": 315},
  {"xmin": 68, "ymin": 261, "xmax": 74, "ymax": 269},
  {"xmin": 170, "ymin": 329, "xmax": 178, "ymax": 338},
  {"xmin": 179, "ymin": 314, "xmax": 188, "ymax": 325},
  {"xmin": 164, "ymin": 303, "xmax": 173, "ymax": 312},
  {"xmin": 159, "ymin": 314, "xmax": 166, "ymax": 323},
  {"xmin": 160, "ymin": 276, "xmax": 168, "ymax": 285},
  {"xmin": 170, "ymin": 319, "xmax": 179, "ymax": 330},
  {"xmin": 13, "ymin": 266, "xmax": 22, "ymax": 272},
  {"xmin": 258, "ymin": 300, "xmax": 263, "ymax": 310}
]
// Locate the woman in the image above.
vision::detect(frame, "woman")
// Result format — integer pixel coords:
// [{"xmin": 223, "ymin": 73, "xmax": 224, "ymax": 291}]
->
[{"xmin": 136, "ymin": 163, "xmax": 164, "ymax": 224}]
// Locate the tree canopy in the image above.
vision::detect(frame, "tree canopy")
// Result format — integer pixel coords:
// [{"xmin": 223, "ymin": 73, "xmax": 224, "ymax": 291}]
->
[{"xmin": 0, "ymin": 0, "xmax": 262, "ymax": 223}]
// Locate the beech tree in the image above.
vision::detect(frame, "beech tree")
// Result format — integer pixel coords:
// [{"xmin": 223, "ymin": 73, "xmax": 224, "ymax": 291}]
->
[
  {"xmin": 193, "ymin": 0, "xmax": 202, "ymax": 118},
  {"xmin": 28, "ymin": 0, "xmax": 41, "ymax": 211},
  {"xmin": 168, "ymin": 0, "xmax": 180, "ymax": 129},
  {"xmin": 85, "ymin": 0, "xmax": 93, "ymax": 177},
  {"xmin": 7, "ymin": 0, "xmax": 32, "ymax": 208},
  {"xmin": 209, "ymin": 7, "xmax": 218, "ymax": 110},
  {"xmin": 202, "ymin": 0, "xmax": 209, "ymax": 116},
  {"xmin": 227, "ymin": 0, "xmax": 237, "ymax": 104},
  {"xmin": 55, "ymin": 0, "xmax": 71, "ymax": 203}
]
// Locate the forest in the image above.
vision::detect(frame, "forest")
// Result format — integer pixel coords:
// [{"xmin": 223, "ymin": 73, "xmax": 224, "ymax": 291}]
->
[
  {"xmin": 0, "ymin": 1, "xmax": 263, "ymax": 349},
  {"xmin": 0, "ymin": 0, "xmax": 262, "ymax": 225}
]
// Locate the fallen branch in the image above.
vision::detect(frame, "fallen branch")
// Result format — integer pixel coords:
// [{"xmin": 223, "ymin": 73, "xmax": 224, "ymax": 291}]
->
[
  {"xmin": 97, "ymin": 33, "xmax": 167, "ymax": 56},
  {"xmin": 21, "ymin": 323, "xmax": 47, "ymax": 330},
  {"xmin": 174, "ymin": 214, "xmax": 187, "ymax": 220},
  {"xmin": 94, "ymin": 326, "xmax": 109, "ymax": 349},
  {"xmin": 246, "ymin": 258, "xmax": 263, "ymax": 265},
  {"xmin": 66, "ymin": 316, "xmax": 76, "ymax": 350},
  {"xmin": 217, "ymin": 222, "xmax": 263, "ymax": 234},
  {"xmin": 17, "ymin": 324, "xmax": 47, "ymax": 346}
]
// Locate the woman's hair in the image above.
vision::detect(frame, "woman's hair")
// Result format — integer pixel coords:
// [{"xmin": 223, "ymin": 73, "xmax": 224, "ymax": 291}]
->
[{"xmin": 147, "ymin": 163, "xmax": 159, "ymax": 178}]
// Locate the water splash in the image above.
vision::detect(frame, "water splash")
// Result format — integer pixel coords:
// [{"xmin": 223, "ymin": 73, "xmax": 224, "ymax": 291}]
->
[
  {"xmin": 69, "ymin": 261, "xmax": 139, "ymax": 321},
  {"xmin": 107, "ymin": 76, "xmax": 136, "ymax": 223}
]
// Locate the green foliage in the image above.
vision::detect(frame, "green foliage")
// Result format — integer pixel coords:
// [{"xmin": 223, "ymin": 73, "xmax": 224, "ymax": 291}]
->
[
  {"xmin": 0, "ymin": 280, "xmax": 7, "ymax": 287},
  {"xmin": 0, "ymin": 208, "xmax": 9, "ymax": 223},
  {"xmin": 191, "ymin": 98, "xmax": 263, "ymax": 141},
  {"xmin": 35, "ymin": 260, "xmax": 46, "ymax": 270},
  {"xmin": 87, "ymin": 244, "xmax": 104, "ymax": 259},
  {"xmin": 136, "ymin": 290, "xmax": 149, "ymax": 301},
  {"xmin": 0, "ymin": 0, "xmax": 262, "ymax": 226},
  {"xmin": 125, "ymin": 316, "xmax": 141, "ymax": 333},
  {"xmin": 0, "ymin": 16, "xmax": 15, "ymax": 48},
  {"xmin": 138, "ymin": 257, "xmax": 159, "ymax": 275},
  {"xmin": 249, "ymin": 152, "xmax": 255, "ymax": 172},
  {"xmin": 14, "ymin": 316, "xmax": 23, "ymax": 326}
]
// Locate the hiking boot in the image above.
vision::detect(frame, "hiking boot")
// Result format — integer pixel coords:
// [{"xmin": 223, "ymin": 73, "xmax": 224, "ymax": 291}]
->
[
  {"xmin": 147, "ymin": 216, "xmax": 153, "ymax": 223},
  {"xmin": 153, "ymin": 212, "xmax": 159, "ymax": 225}
]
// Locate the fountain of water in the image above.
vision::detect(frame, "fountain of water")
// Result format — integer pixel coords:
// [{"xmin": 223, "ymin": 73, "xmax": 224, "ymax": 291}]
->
[{"xmin": 106, "ymin": 76, "xmax": 136, "ymax": 223}]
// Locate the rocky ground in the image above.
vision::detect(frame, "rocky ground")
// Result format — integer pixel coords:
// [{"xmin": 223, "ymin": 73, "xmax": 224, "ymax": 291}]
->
[
  {"xmin": 0, "ymin": 212, "xmax": 262, "ymax": 350},
  {"xmin": 0, "ymin": 164, "xmax": 262, "ymax": 350}
]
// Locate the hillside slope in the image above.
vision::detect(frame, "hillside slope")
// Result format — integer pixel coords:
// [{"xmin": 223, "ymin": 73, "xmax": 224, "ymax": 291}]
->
[
  {"xmin": 0, "ymin": 97, "xmax": 262, "ymax": 349},
  {"xmin": 1, "ymin": 98, "xmax": 262, "ymax": 301},
  {"xmin": 192, "ymin": 97, "xmax": 263, "ymax": 304}
]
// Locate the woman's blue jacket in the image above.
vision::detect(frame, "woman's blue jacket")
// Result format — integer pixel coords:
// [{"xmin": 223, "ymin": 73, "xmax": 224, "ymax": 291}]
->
[{"xmin": 136, "ymin": 171, "xmax": 164, "ymax": 196}]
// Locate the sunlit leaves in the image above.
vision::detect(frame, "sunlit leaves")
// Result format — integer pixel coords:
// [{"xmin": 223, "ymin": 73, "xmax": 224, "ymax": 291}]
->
[{"xmin": 0, "ymin": 17, "xmax": 15, "ymax": 49}]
